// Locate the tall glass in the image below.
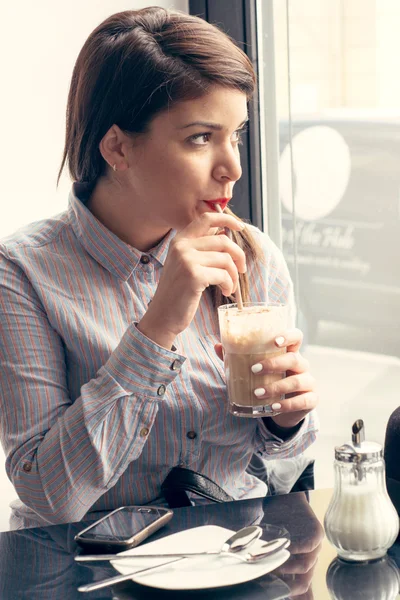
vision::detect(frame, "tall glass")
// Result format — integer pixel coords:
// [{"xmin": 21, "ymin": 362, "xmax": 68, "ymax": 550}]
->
[{"xmin": 218, "ymin": 301, "xmax": 288, "ymax": 417}]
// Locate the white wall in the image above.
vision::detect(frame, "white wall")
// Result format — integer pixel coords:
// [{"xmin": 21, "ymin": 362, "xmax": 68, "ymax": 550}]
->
[
  {"xmin": 0, "ymin": 0, "xmax": 187, "ymax": 531},
  {"xmin": 0, "ymin": 0, "xmax": 188, "ymax": 239}
]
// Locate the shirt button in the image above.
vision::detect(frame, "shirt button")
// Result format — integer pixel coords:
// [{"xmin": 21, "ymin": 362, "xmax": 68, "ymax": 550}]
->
[
  {"xmin": 140, "ymin": 255, "xmax": 150, "ymax": 264},
  {"xmin": 187, "ymin": 431, "xmax": 197, "ymax": 440},
  {"xmin": 22, "ymin": 462, "xmax": 32, "ymax": 472},
  {"xmin": 171, "ymin": 360, "xmax": 181, "ymax": 371},
  {"xmin": 140, "ymin": 427, "xmax": 149, "ymax": 437},
  {"xmin": 157, "ymin": 385, "xmax": 166, "ymax": 396}
]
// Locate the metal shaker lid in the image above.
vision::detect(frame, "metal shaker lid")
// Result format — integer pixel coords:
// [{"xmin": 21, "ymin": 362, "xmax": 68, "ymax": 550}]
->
[{"xmin": 335, "ymin": 419, "xmax": 382, "ymax": 463}]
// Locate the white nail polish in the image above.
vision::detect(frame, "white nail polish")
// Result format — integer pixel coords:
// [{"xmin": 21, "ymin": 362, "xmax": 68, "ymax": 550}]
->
[
  {"xmin": 251, "ymin": 363, "xmax": 263, "ymax": 374},
  {"xmin": 275, "ymin": 336, "xmax": 285, "ymax": 347},
  {"xmin": 271, "ymin": 403, "xmax": 282, "ymax": 411},
  {"xmin": 254, "ymin": 388, "xmax": 265, "ymax": 398}
]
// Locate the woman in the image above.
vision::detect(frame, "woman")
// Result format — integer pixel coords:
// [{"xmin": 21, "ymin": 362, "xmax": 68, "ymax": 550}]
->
[{"xmin": 0, "ymin": 7, "xmax": 318, "ymax": 529}]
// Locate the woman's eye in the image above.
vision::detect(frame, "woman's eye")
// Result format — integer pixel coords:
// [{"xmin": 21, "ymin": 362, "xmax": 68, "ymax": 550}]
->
[
  {"xmin": 188, "ymin": 127, "xmax": 247, "ymax": 146},
  {"xmin": 190, "ymin": 133, "xmax": 211, "ymax": 145}
]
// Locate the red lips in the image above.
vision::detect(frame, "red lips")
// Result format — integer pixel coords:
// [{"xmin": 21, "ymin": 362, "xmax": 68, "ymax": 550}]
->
[{"xmin": 204, "ymin": 198, "xmax": 231, "ymax": 212}]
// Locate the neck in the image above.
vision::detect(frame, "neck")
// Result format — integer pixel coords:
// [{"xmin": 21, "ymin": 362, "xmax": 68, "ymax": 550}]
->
[{"xmin": 86, "ymin": 177, "xmax": 169, "ymax": 252}]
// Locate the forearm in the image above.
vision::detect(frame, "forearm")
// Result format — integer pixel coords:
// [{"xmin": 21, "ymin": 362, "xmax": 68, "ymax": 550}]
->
[
  {"xmin": 6, "ymin": 323, "xmax": 185, "ymax": 524},
  {"xmin": 9, "ymin": 371, "xmax": 160, "ymax": 524}
]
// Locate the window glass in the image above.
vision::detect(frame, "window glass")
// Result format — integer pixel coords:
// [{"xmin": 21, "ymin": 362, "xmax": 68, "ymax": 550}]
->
[{"xmin": 259, "ymin": 0, "xmax": 400, "ymax": 488}]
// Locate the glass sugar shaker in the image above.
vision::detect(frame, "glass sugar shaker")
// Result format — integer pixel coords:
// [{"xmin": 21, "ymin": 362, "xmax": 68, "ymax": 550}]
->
[{"xmin": 324, "ymin": 419, "xmax": 399, "ymax": 561}]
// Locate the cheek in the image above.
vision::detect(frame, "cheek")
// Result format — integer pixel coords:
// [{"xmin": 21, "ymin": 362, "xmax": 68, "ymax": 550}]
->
[
  {"xmin": 174, "ymin": 152, "xmax": 210, "ymax": 180},
  {"xmin": 133, "ymin": 143, "xmax": 209, "ymax": 194},
  {"xmin": 162, "ymin": 156, "xmax": 208, "ymax": 191},
  {"xmin": 132, "ymin": 154, "xmax": 174, "ymax": 189}
]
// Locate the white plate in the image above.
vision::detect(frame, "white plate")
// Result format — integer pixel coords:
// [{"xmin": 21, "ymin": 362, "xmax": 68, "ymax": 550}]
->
[{"xmin": 111, "ymin": 525, "xmax": 290, "ymax": 591}]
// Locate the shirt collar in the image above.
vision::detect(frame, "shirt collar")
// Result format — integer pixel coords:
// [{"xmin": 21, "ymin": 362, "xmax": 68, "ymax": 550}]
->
[
  {"xmin": 68, "ymin": 183, "xmax": 174, "ymax": 281},
  {"xmin": 148, "ymin": 228, "xmax": 174, "ymax": 267}
]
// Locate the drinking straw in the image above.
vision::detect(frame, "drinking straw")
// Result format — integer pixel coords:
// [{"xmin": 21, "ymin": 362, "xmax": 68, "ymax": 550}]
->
[{"xmin": 215, "ymin": 204, "xmax": 244, "ymax": 310}]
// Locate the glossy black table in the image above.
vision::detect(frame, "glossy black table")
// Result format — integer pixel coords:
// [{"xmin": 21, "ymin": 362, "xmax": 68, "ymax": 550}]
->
[{"xmin": 1, "ymin": 483, "xmax": 400, "ymax": 599}]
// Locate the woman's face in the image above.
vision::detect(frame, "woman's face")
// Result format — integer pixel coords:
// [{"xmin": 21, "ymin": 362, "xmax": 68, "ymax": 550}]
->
[{"xmin": 125, "ymin": 85, "xmax": 248, "ymax": 231}]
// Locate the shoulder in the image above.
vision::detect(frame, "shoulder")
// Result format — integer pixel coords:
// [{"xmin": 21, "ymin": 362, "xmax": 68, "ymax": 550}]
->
[
  {"xmin": 245, "ymin": 224, "xmax": 295, "ymax": 313},
  {"xmin": 246, "ymin": 224, "xmax": 287, "ymax": 270},
  {"xmin": 0, "ymin": 212, "xmax": 70, "ymax": 291},
  {"xmin": 0, "ymin": 211, "xmax": 69, "ymax": 258}
]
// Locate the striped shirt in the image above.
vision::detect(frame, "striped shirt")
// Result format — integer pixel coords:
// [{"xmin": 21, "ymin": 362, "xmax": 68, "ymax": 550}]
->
[{"xmin": 0, "ymin": 183, "xmax": 317, "ymax": 529}]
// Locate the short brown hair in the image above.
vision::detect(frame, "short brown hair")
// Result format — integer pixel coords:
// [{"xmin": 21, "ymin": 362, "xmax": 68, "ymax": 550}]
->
[{"xmin": 59, "ymin": 7, "xmax": 256, "ymax": 185}]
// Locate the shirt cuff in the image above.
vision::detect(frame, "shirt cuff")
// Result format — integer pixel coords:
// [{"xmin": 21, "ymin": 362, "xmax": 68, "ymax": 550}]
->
[
  {"xmin": 103, "ymin": 322, "xmax": 186, "ymax": 398},
  {"xmin": 255, "ymin": 411, "xmax": 318, "ymax": 459},
  {"xmin": 262, "ymin": 417, "xmax": 304, "ymax": 440}
]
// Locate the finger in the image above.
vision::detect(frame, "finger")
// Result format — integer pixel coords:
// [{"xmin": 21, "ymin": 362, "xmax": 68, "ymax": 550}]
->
[
  {"xmin": 254, "ymin": 373, "xmax": 316, "ymax": 402},
  {"xmin": 200, "ymin": 266, "xmax": 236, "ymax": 297},
  {"xmin": 180, "ymin": 212, "xmax": 245, "ymax": 239},
  {"xmin": 288, "ymin": 525, "xmax": 324, "ymax": 555},
  {"xmin": 251, "ymin": 351, "xmax": 309, "ymax": 375},
  {"xmin": 252, "ymin": 392, "xmax": 318, "ymax": 422},
  {"xmin": 277, "ymin": 543, "xmax": 322, "ymax": 575},
  {"xmin": 214, "ymin": 343, "xmax": 223, "ymax": 361},
  {"xmin": 275, "ymin": 328, "xmax": 304, "ymax": 353},
  {"xmin": 193, "ymin": 236, "xmax": 246, "ymax": 273},
  {"xmin": 277, "ymin": 569, "xmax": 315, "ymax": 598},
  {"xmin": 275, "ymin": 391, "xmax": 319, "ymax": 414},
  {"xmin": 196, "ymin": 251, "xmax": 239, "ymax": 292}
]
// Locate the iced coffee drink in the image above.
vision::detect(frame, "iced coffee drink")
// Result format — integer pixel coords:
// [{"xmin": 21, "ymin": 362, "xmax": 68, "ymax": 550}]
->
[{"xmin": 218, "ymin": 302, "xmax": 288, "ymax": 417}]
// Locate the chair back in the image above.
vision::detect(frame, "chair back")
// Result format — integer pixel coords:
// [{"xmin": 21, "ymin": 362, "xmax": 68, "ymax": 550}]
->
[{"xmin": 384, "ymin": 407, "xmax": 400, "ymax": 482}]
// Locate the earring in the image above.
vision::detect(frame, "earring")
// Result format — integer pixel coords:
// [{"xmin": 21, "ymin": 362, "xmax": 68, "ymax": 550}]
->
[{"xmin": 112, "ymin": 164, "xmax": 117, "ymax": 172}]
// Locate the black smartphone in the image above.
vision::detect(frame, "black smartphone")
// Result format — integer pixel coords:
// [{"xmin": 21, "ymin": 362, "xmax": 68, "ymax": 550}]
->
[{"xmin": 74, "ymin": 506, "xmax": 173, "ymax": 551}]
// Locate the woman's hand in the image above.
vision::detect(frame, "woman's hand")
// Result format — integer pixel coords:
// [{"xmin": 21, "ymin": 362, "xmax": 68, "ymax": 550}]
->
[
  {"xmin": 215, "ymin": 328, "xmax": 318, "ymax": 429},
  {"xmin": 137, "ymin": 212, "xmax": 246, "ymax": 349},
  {"xmin": 274, "ymin": 492, "xmax": 324, "ymax": 599}
]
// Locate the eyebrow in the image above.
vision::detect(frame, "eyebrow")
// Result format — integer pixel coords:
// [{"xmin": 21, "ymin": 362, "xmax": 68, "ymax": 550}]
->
[{"xmin": 178, "ymin": 116, "xmax": 249, "ymax": 130}]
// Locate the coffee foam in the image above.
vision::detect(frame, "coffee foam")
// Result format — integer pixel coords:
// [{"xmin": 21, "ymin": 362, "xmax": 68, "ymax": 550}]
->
[{"xmin": 220, "ymin": 305, "xmax": 287, "ymax": 353}]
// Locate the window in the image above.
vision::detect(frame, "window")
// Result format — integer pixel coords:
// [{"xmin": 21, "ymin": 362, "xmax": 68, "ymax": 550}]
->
[{"xmin": 256, "ymin": 0, "xmax": 400, "ymax": 486}]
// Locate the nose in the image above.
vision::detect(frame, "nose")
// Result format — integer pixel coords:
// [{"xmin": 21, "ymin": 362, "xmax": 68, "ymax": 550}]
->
[{"xmin": 212, "ymin": 145, "xmax": 242, "ymax": 183}]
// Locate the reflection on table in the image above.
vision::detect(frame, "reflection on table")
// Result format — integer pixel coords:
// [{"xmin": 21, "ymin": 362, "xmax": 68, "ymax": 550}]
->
[
  {"xmin": 327, "ymin": 555, "xmax": 400, "ymax": 600},
  {"xmin": 0, "ymin": 486, "xmax": 398, "ymax": 599}
]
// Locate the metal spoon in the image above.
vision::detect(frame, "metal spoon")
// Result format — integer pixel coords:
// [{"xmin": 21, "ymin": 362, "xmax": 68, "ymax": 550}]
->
[
  {"xmin": 76, "ymin": 525, "xmax": 262, "ymax": 563},
  {"xmin": 77, "ymin": 525, "xmax": 262, "ymax": 593},
  {"xmin": 75, "ymin": 535, "xmax": 289, "ymax": 563}
]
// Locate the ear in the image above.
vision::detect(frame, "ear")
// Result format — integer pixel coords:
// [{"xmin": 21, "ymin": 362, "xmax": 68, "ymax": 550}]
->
[{"xmin": 99, "ymin": 125, "xmax": 130, "ymax": 172}]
